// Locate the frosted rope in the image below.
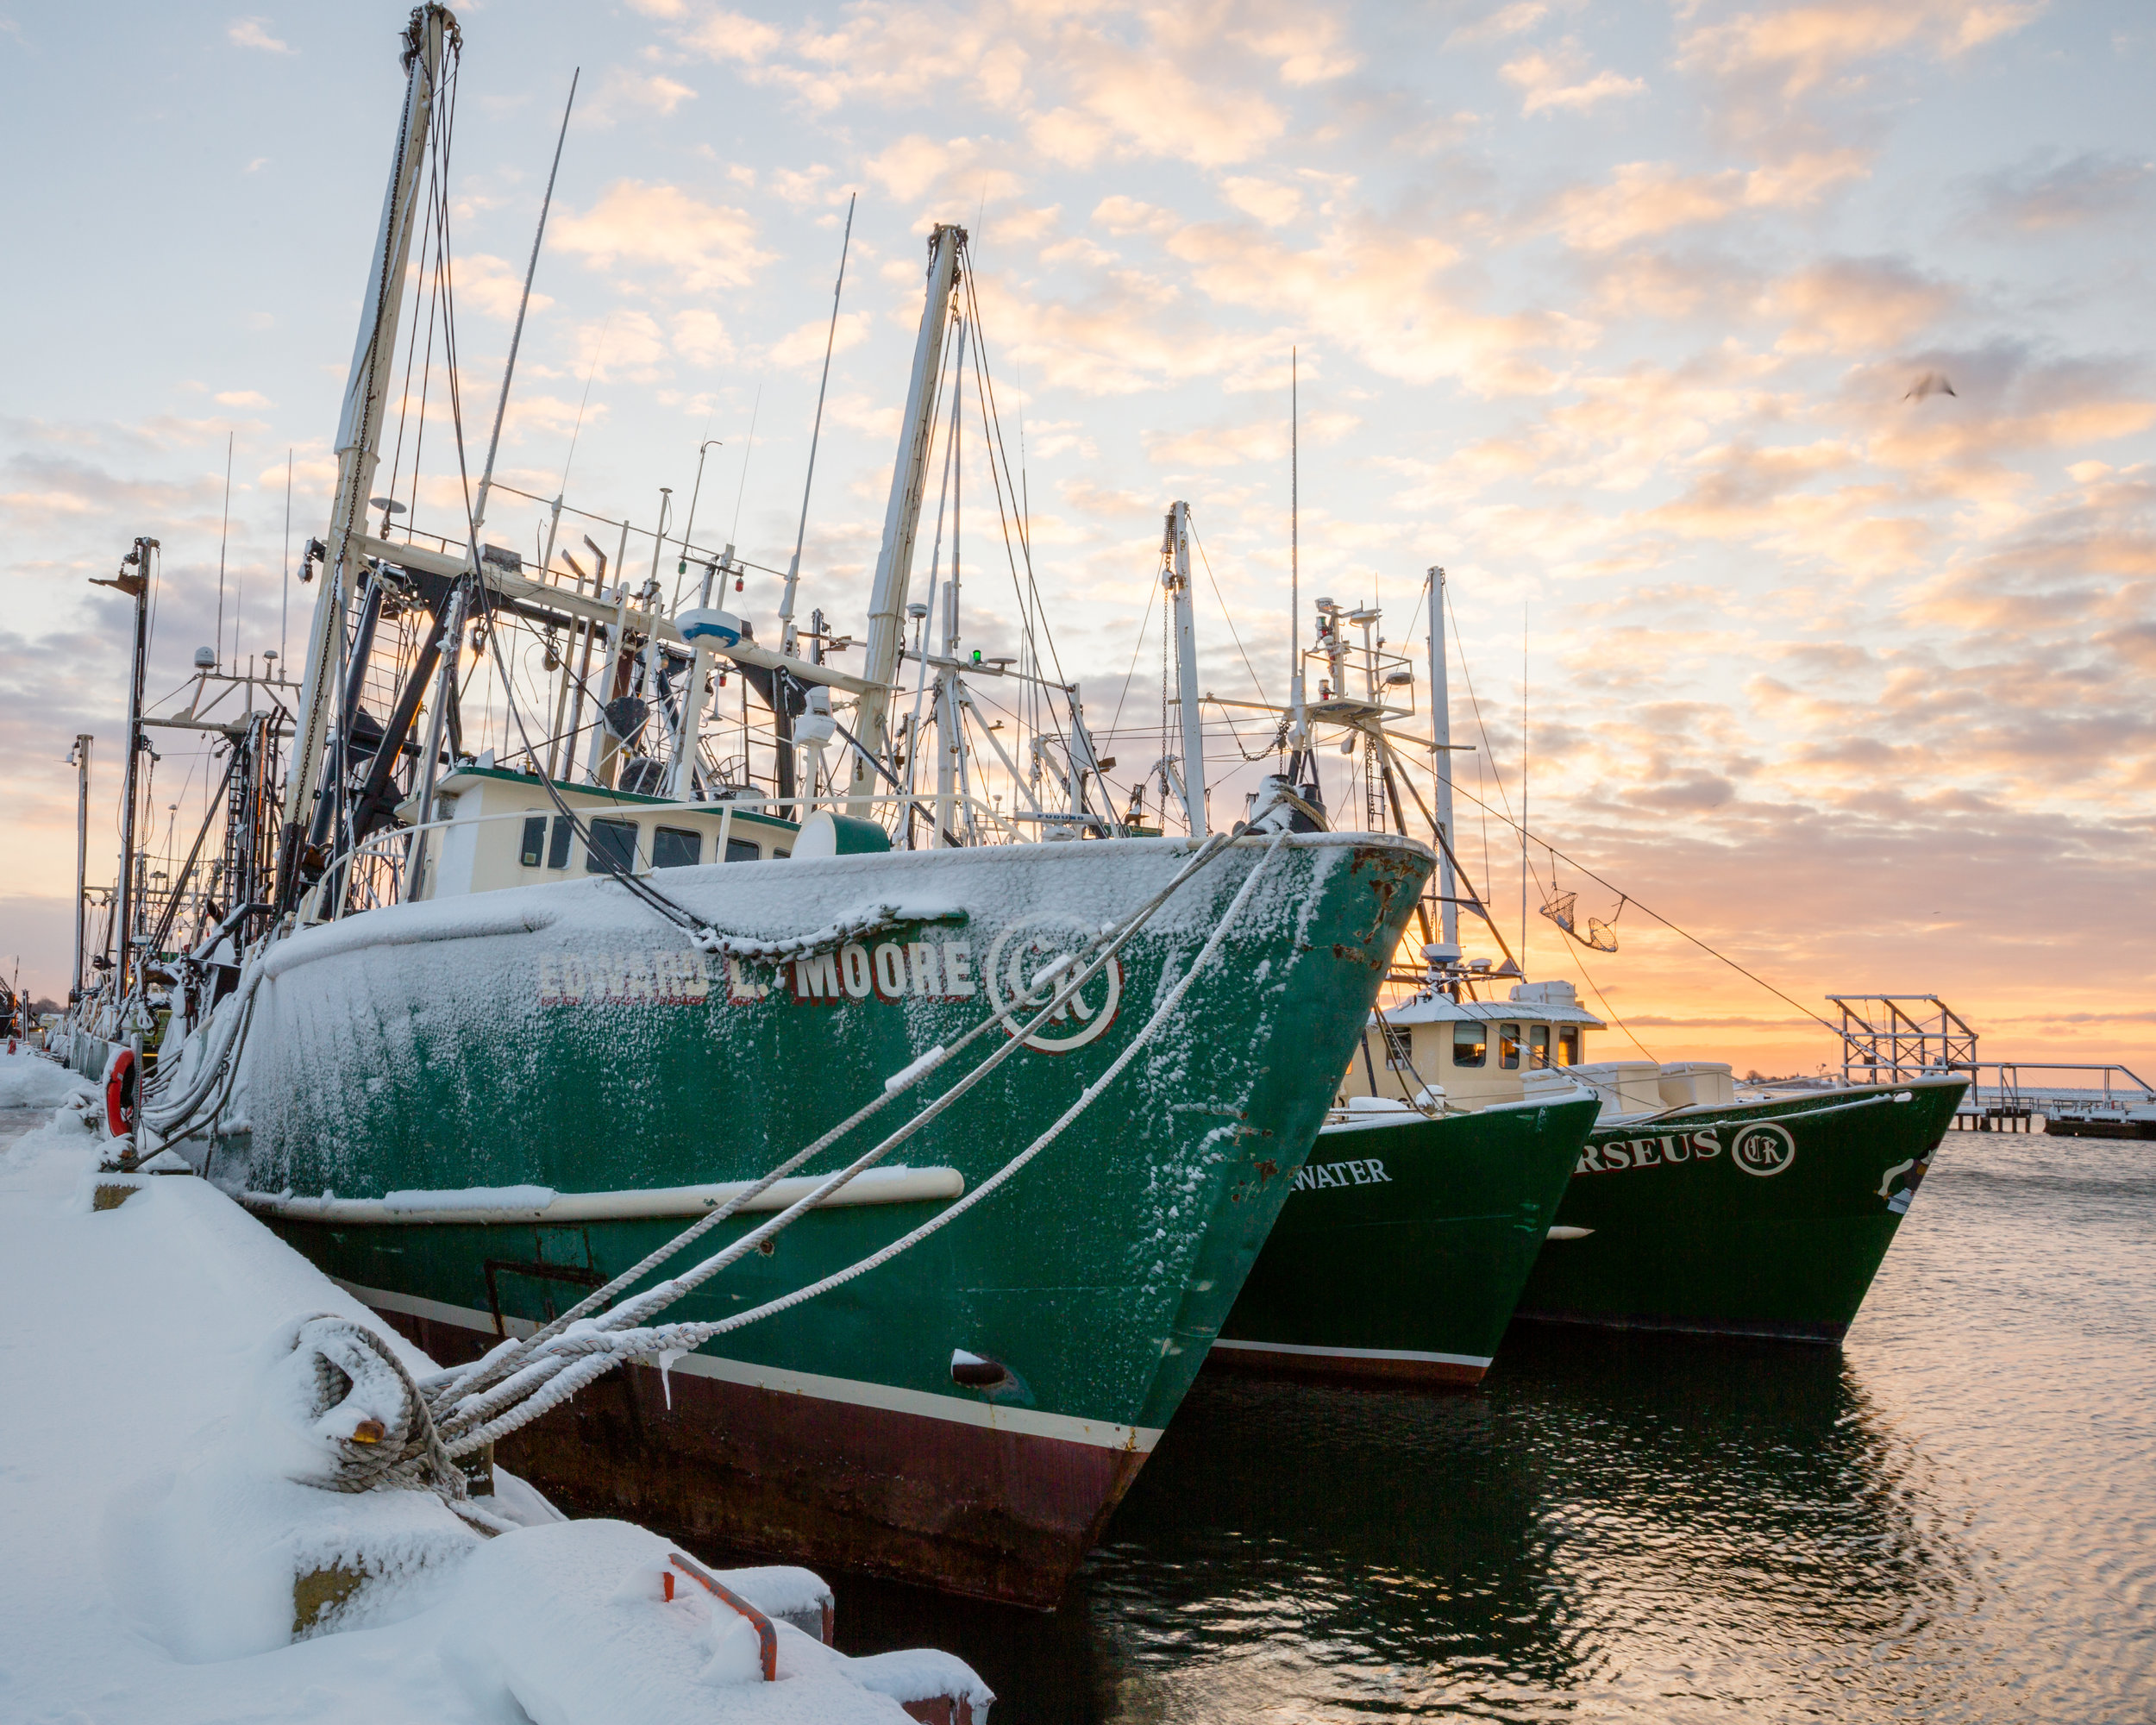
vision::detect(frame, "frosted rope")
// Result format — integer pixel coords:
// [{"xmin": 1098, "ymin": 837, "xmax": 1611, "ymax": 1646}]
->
[
  {"xmin": 443, "ymin": 830, "xmax": 1288, "ymax": 1456},
  {"xmin": 425, "ymin": 829, "xmax": 1236, "ymax": 1414}
]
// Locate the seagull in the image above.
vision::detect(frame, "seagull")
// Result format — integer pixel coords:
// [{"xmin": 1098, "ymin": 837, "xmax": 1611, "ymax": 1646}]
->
[{"xmin": 1905, "ymin": 372, "xmax": 1957, "ymax": 400}]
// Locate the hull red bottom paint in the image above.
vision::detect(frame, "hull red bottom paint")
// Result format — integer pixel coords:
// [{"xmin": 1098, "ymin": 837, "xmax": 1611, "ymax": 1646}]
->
[{"xmin": 381, "ymin": 1304, "xmax": 1145, "ymax": 1610}]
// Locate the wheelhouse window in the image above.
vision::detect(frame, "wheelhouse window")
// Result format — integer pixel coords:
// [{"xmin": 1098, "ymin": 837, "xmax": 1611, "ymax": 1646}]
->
[
  {"xmin": 1382, "ymin": 1023, "xmax": 1413, "ymax": 1069},
  {"xmin": 585, "ymin": 817, "xmax": 639, "ymax": 874},
  {"xmin": 1452, "ymin": 1023, "xmax": 1487, "ymax": 1068},
  {"xmin": 519, "ymin": 815, "xmax": 547, "ymax": 868},
  {"xmin": 724, "ymin": 837, "xmax": 763, "ymax": 863},
  {"xmin": 1557, "ymin": 1026, "xmax": 1580, "ymax": 1065},
  {"xmin": 1529, "ymin": 1024, "xmax": 1551, "ymax": 1068},
  {"xmin": 652, "ymin": 826, "xmax": 703, "ymax": 869},
  {"xmin": 547, "ymin": 815, "xmax": 573, "ymax": 869},
  {"xmin": 1499, "ymin": 1024, "xmax": 1522, "ymax": 1070}
]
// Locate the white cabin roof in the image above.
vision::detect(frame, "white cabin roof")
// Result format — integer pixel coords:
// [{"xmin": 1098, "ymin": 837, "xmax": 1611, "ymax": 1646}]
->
[{"xmin": 1373, "ymin": 978, "xmax": 1605, "ymax": 1029}]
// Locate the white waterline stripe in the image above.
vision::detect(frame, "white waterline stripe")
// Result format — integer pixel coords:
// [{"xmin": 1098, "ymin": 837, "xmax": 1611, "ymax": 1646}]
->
[
  {"xmin": 1210, "ymin": 1337, "xmax": 1490, "ymax": 1368},
  {"xmin": 334, "ymin": 1278, "xmax": 1162, "ymax": 1454},
  {"xmin": 244, "ymin": 1165, "xmax": 962, "ymax": 1226}
]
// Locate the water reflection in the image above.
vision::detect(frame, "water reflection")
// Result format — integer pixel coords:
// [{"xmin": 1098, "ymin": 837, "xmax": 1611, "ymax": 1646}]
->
[
  {"xmin": 828, "ymin": 1131, "xmax": 2155, "ymax": 1722},
  {"xmin": 1086, "ymin": 1327, "xmax": 1973, "ymax": 1722},
  {"xmin": 824, "ymin": 1327, "xmax": 1971, "ymax": 1722}
]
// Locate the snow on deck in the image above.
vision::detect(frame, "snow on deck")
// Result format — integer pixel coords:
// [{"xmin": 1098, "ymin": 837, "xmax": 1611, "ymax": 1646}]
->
[{"xmin": 0, "ymin": 1053, "xmax": 987, "ymax": 1725}]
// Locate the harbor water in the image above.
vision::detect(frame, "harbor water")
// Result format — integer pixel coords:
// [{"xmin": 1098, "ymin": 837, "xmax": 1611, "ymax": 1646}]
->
[{"xmin": 825, "ymin": 1128, "xmax": 2156, "ymax": 1721}]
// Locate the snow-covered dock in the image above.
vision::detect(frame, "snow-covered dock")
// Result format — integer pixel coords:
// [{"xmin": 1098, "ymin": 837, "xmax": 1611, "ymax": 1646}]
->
[{"xmin": 0, "ymin": 1053, "xmax": 991, "ymax": 1725}]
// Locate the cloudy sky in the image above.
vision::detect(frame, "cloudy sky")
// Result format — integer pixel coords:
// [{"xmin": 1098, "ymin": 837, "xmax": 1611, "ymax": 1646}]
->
[{"xmin": 2, "ymin": 0, "xmax": 2149, "ymax": 1074}]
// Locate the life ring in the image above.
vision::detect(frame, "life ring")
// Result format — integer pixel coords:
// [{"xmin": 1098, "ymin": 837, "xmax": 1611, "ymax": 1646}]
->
[{"xmin": 105, "ymin": 1047, "xmax": 138, "ymax": 1138}]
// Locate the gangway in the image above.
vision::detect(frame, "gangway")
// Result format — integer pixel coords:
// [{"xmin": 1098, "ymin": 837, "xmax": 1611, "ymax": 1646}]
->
[{"xmin": 1827, "ymin": 994, "xmax": 2153, "ymax": 1136}]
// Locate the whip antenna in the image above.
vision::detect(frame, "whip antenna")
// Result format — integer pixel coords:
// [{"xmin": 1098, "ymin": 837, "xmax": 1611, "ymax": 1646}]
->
[{"xmin": 780, "ymin": 191, "xmax": 856, "ymax": 655}]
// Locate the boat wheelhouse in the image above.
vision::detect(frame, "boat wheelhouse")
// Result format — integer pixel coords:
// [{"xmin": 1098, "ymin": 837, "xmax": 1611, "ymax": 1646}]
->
[
  {"xmin": 1336, "ymin": 977, "xmax": 1743, "ymax": 1118},
  {"xmin": 387, "ymin": 764, "xmax": 800, "ymax": 908}
]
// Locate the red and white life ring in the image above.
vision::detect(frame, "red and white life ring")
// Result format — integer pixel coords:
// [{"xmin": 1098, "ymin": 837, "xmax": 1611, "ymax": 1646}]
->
[{"xmin": 105, "ymin": 1047, "xmax": 137, "ymax": 1138}]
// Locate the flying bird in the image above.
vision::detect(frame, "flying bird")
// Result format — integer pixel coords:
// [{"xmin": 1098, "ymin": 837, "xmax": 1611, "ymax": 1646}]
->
[{"xmin": 1905, "ymin": 372, "xmax": 1957, "ymax": 400}]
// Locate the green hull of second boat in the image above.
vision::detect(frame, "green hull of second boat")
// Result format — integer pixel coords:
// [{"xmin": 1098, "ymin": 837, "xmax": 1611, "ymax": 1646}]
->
[
  {"xmin": 1212, "ymin": 1095, "xmax": 1601, "ymax": 1384},
  {"xmin": 1516, "ymin": 1076, "xmax": 1967, "ymax": 1343},
  {"xmin": 1211, "ymin": 1074, "xmax": 1966, "ymax": 1385}
]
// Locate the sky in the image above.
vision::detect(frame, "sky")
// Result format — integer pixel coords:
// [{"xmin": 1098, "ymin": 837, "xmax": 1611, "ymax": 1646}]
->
[{"xmin": 1, "ymin": 0, "xmax": 2150, "ymax": 1077}]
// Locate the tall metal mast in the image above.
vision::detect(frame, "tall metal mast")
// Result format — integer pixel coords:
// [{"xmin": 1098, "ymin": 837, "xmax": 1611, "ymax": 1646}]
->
[
  {"xmin": 1287, "ymin": 351, "xmax": 1308, "ymax": 764},
  {"xmin": 1164, "ymin": 501, "xmax": 1207, "ymax": 835},
  {"xmin": 67, "ymin": 735, "xmax": 92, "ymax": 1001},
  {"xmin": 932, "ymin": 320, "xmax": 969, "ymax": 844},
  {"xmin": 849, "ymin": 223, "xmax": 964, "ymax": 804},
  {"xmin": 93, "ymin": 539, "xmax": 155, "ymax": 1002},
  {"xmin": 279, "ymin": 5, "xmax": 459, "ymax": 903},
  {"xmin": 1428, "ymin": 566, "xmax": 1459, "ymax": 958}
]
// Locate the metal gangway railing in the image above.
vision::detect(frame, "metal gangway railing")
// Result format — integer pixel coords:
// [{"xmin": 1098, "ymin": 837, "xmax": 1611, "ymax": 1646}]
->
[{"xmin": 1954, "ymin": 1062, "xmax": 2156, "ymax": 1132}]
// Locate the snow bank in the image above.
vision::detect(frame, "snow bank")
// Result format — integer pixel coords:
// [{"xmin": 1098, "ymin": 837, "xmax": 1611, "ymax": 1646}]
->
[
  {"xmin": 0, "ymin": 1118, "xmax": 991, "ymax": 1725},
  {"xmin": 3, "ymin": 1090, "xmax": 102, "ymax": 1171},
  {"xmin": 0, "ymin": 1049, "xmax": 90, "ymax": 1109},
  {"xmin": 108, "ymin": 1433, "xmax": 481, "ymax": 1662},
  {"xmin": 445, "ymin": 1520, "xmax": 965, "ymax": 1724}
]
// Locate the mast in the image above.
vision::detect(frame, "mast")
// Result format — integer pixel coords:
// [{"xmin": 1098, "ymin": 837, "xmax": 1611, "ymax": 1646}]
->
[
  {"xmin": 103, "ymin": 539, "xmax": 154, "ymax": 1003},
  {"xmin": 849, "ymin": 223, "xmax": 963, "ymax": 805},
  {"xmin": 279, "ymin": 5, "xmax": 458, "ymax": 906},
  {"xmin": 68, "ymin": 734, "xmax": 92, "ymax": 1002},
  {"xmin": 932, "ymin": 319, "xmax": 968, "ymax": 844},
  {"xmin": 1428, "ymin": 566, "xmax": 1459, "ymax": 959},
  {"xmin": 1287, "ymin": 351, "xmax": 1308, "ymax": 766},
  {"xmin": 1165, "ymin": 501, "xmax": 1207, "ymax": 835}
]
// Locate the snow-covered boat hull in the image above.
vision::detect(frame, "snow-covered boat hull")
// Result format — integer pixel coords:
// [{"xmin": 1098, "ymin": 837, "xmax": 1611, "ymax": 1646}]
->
[{"xmin": 228, "ymin": 832, "xmax": 1430, "ymax": 1604}]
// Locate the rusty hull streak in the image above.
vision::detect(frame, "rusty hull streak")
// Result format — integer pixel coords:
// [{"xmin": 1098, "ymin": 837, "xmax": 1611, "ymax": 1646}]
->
[{"xmin": 1332, "ymin": 843, "xmax": 1431, "ymax": 970}]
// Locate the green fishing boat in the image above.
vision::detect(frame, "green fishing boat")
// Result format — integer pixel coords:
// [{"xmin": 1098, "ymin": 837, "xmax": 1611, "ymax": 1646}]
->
[
  {"xmin": 1338, "ymin": 982, "xmax": 1966, "ymax": 1343},
  {"xmin": 1212, "ymin": 1090, "xmax": 1600, "ymax": 1383},
  {"xmin": 1175, "ymin": 551, "xmax": 1965, "ymax": 1359},
  {"xmin": 221, "ymin": 812, "xmax": 1426, "ymax": 1605},
  {"xmin": 66, "ymin": 9, "xmax": 1434, "ymax": 1611}
]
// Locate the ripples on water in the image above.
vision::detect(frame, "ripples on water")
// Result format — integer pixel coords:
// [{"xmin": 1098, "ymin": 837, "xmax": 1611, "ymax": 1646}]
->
[{"xmin": 836, "ymin": 1132, "xmax": 2156, "ymax": 1722}]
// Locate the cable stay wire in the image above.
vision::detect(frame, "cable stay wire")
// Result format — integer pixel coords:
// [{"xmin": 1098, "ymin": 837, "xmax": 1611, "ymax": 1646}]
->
[{"xmin": 1432, "ymin": 596, "xmax": 1834, "ymax": 1040}]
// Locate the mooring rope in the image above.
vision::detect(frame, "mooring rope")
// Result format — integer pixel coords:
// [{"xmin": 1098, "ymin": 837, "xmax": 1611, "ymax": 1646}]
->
[
  {"xmin": 437, "ymin": 829, "xmax": 1291, "ymax": 1456},
  {"xmin": 425, "ymin": 827, "xmax": 1242, "ymax": 1421}
]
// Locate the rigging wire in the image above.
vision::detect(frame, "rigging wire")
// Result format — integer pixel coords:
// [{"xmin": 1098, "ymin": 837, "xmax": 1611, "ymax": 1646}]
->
[
  {"xmin": 280, "ymin": 451, "xmax": 292, "ymax": 666},
  {"xmin": 1437, "ymin": 764, "xmax": 1836, "ymax": 1038},
  {"xmin": 214, "ymin": 432, "xmax": 234, "ymax": 660},
  {"xmin": 961, "ymin": 264, "xmax": 1072, "ymax": 700},
  {"xmin": 728, "ymin": 384, "xmax": 761, "ymax": 546},
  {"xmin": 1188, "ymin": 516, "xmax": 1270, "ymax": 707},
  {"xmin": 959, "ymin": 265, "xmax": 1081, "ymax": 794},
  {"xmin": 1437, "ymin": 587, "xmax": 1833, "ymax": 1040}
]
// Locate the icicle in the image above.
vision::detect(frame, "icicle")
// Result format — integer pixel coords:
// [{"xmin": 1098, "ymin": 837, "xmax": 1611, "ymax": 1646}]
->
[{"xmin": 657, "ymin": 1347, "xmax": 685, "ymax": 1410}]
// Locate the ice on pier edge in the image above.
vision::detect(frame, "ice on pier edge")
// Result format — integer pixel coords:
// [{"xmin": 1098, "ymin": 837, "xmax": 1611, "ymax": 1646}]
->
[{"xmin": 0, "ymin": 1052, "xmax": 990, "ymax": 1725}]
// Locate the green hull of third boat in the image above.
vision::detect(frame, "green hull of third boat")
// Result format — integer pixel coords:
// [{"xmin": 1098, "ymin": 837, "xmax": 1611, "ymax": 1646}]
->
[
  {"xmin": 1212, "ymin": 1094, "xmax": 1601, "ymax": 1384},
  {"xmin": 1515, "ymin": 1076, "xmax": 1966, "ymax": 1343}
]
